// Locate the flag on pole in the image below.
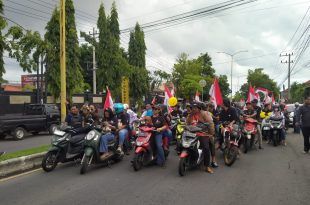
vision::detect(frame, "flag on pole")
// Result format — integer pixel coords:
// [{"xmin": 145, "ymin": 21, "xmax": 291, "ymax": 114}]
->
[
  {"xmin": 195, "ymin": 91, "xmax": 200, "ymax": 102},
  {"xmin": 246, "ymin": 84, "xmax": 257, "ymax": 103},
  {"xmin": 104, "ymin": 87, "xmax": 114, "ymax": 110},
  {"xmin": 256, "ymin": 87, "xmax": 270, "ymax": 102},
  {"xmin": 209, "ymin": 78, "xmax": 223, "ymax": 109},
  {"xmin": 151, "ymin": 96, "xmax": 156, "ymax": 105},
  {"xmin": 163, "ymin": 84, "xmax": 173, "ymax": 105},
  {"xmin": 171, "ymin": 84, "xmax": 175, "ymax": 97}
]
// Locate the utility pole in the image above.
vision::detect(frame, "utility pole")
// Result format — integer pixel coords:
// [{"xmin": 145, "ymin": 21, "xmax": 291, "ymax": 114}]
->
[
  {"xmin": 40, "ymin": 55, "xmax": 44, "ymax": 104},
  {"xmin": 60, "ymin": 0, "xmax": 66, "ymax": 122},
  {"xmin": 280, "ymin": 53, "xmax": 293, "ymax": 102},
  {"xmin": 89, "ymin": 27, "xmax": 98, "ymax": 94},
  {"xmin": 217, "ymin": 50, "xmax": 248, "ymax": 101}
]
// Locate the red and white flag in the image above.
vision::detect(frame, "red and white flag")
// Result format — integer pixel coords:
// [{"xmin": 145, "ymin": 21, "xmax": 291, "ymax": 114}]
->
[
  {"xmin": 195, "ymin": 91, "xmax": 200, "ymax": 102},
  {"xmin": 256, "ymin": 87, "xmax": 270, "ymax": 102},
  {"xmin": 170, "ymin": 84, "xmax": 175, "ymax": 97},
  {"xmin": 246, "ymin": 85, "xmax": 257, "ymax": 103},
  {"xmin": 163, "ymin": 84, "xmax": 173, "ymax": 105},
  {"xmin": 209, "ymin": 78, "xmax": 223, "ymax": 109},
  {"xmin": 104, "ymin": 87, "xmax": 114, "ymax": 110}
]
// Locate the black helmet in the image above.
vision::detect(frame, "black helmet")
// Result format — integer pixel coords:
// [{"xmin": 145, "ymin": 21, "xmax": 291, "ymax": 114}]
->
[{"xmin": 192, "ymin": 103, "xmax": 201, "ymax": 109}]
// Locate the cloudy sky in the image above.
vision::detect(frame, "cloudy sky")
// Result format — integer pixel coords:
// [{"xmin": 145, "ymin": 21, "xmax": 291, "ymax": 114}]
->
[{"xmin": 3, "ymin": 0, "xmax": 310, "ymax": 93}]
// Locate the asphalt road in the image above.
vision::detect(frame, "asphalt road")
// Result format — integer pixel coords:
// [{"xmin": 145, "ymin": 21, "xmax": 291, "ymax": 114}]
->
[
  {"xmin": 0, "ymin": 133, "xmax": 309, "ymax": 205},
  {"xmin": 0, "ymin": 133, "xmax": 52, "ymax": 153}
]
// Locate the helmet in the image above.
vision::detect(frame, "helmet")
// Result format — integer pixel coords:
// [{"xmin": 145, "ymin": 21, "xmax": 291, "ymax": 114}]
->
[
  {"xmin": 272, "ymin": 103, "xmax": 280, "ymax": 111},
  {"xmin": 294, "ymin": 102, "xmax": 299, "ymax": 107},
  {"xmin": 113, "ymin": 103, "xmax": 124, "ymax": 114},
  {"xmin": 123, "ymin": 104, "xmax": 129, "ymax": 110},
  {"xmin": 168, "ymin": 97, "xmax": 178, "ymax": 107}
]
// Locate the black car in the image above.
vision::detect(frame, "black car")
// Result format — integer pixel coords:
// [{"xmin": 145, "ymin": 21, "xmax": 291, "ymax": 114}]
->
[{"xmin": 0, "ymin": 104, "xmax": 60, "ymax": 140}]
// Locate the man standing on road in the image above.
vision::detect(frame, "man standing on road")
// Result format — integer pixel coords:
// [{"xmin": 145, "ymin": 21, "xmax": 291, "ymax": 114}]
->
[{"xmin": 296, "ymin": 94, "xmax": 310, "ymax": 154}]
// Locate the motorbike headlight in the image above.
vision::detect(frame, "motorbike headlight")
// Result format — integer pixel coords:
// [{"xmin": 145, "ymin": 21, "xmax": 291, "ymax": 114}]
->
[
  {"xmin": 86, "ymin": 130, "xmax": 96, "ymax": 140},
  {"xmin": 136, "ymin": 141, "xmax": 143, "ymax": 146},
  {"xmin": 182, "ymin": 141, "xmax": 191, "ymax": 148}
]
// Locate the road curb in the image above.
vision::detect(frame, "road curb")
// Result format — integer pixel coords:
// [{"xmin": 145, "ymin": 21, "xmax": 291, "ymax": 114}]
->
[{"xmin": 0, "ymin": 152, "xmax": 46, "ymax": 179}]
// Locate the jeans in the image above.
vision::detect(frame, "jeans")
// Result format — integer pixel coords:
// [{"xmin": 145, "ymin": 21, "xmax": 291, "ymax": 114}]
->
[
  {"xmin": 281, "ymin": 129, "xmax": 286, "ymax": 141},
  {"xmin": 163, "ymin": 129, "xmax": 172, "ymax": 143},
  {"xmin": 99, "ymin": 133, "xmax": 115, "ymax": 153},
  {"xmin": 256, "ymin": 124, "xmax": 262, "ymax": 147},
  {"xmin": 209, "ymin": 137, "xmax": 216, "ymax": 158},
  {"xmin": 301, "ymin": 127, "xmax": 310, "ymax": 152},
  {"xmin": 199, "ymin": 137, "xmax": 211, "ymax": 167},
  {"xmin": 155, "ymin": 133, "xmax": 165, "ymax": 165},
  {"xmin": 118, "ymin": 129, "xmax": 128, "ymax": 146}
]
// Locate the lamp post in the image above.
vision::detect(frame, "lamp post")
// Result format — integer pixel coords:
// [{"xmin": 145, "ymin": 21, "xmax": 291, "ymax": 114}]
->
[{"xmin": 217, "ymin": 50, "xmax": 248, "ymax": 100}]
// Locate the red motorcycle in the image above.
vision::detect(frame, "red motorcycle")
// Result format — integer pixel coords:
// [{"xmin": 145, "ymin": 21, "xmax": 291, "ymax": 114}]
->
[
  {"xmin": 242, "ymin": 118, "xmax": 258, "ymax": 153},
  {"xmin": 132, "ymin": 125, "xmax": 169, "ymax": 171},
  {"xmin": 222, "ymin": 122, "xmax": 242, "ymax": 166}
]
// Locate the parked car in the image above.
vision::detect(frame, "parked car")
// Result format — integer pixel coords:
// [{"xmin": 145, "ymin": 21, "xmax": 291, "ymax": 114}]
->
[
  {"xmin": 0, "ymin": 104, "xmax": 60, "ymax": 140},
  {"xmin": 285, "ymin": 104, "xmax": 295, "ymax": 127}
]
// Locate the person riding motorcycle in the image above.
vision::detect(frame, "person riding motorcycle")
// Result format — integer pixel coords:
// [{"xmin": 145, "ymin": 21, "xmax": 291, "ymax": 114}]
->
[
  {"xmin": 269, "ymin": 104, "xmax": 286, "ymax": 145},
  {"xmin": 186, "ymin": 103, "xmax": 215, "ymax": 174},
  {"xmin": 65, "ymin": 105, "xmax": 83, "ymax": 128},
  {"xmin": 151, "ymin": 104, "xmax": 169, "ymax": 167},
  {"xmin": 218, "ymin": 99, "xmax": 238, "ymax": 148},
  {"xmin": 99, "ymin": 108, "xmax": 118, "ymax": 160}
]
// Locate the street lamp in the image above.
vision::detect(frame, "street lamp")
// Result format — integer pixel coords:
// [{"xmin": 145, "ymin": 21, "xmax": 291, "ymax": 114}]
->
[{"xmin": 217, "ymin": 50, "xmax": 248, "ymax": 100}]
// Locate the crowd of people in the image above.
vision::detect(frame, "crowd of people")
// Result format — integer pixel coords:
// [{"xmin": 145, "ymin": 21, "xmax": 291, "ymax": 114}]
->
[
  {"xmin": 1, "ymin": 94, "xmax": 309, "ymax": 173},
  {"xmin": 59, "ymin": 93, "xmax": 310, "ymax": 174}
]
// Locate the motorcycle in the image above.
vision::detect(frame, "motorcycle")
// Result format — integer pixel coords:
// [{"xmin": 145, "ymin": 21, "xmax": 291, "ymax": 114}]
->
[
  {"xmin": 42, "ymin": 125, "xmax": 91, "ymax": 172},
  {"xmin": 269, "ymin": 116, "xmax": 284, "ymax": 146},
  {"xmin": 178, "ymin": 125, "xmax": 204, "ymax": 176},
  {"xmin": 242, "ymin": 118, "xmax": 258, "ymax": 153},
  {"xmin": 80, "ymin": 125, "xmax": 124, "ymax": 175},
  {"xmin": 175, "ymin": 117, "xmax": 186, "ymax": 154},
  {"xmin": 132, "ymin": 125, "xmax": 169, "ymax": 171},
  {"xmin": 221, "ymin": 122, "xmax": 242, "ymax": 166},
  {"xmin": 261, "ymin": 118, "xmax": 271, "ymax": 141}
]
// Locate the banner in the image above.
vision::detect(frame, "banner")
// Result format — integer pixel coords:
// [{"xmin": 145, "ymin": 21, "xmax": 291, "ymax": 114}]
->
[{"xmin": 121, "ymin": 76, "xmax": 130, "ymax": 105}]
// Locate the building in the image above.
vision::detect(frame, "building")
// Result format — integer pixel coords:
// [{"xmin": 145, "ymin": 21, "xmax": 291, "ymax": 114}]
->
[{"xmin": 1, "ymin": 84, "xmax": 22, "ymax": 92}]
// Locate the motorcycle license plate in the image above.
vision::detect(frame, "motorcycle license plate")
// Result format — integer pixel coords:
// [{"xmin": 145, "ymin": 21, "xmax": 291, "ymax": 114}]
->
[
  {"xmin": 263, "ymin": 127, "xmax": 270, "ymax": 130},
  {"xmin": 183, "ymin": 131, "xmax": 196, "ymax": 138},
  {"xmin": 139, "ymin": 132, "xmax": 147, "ymax": 137}
]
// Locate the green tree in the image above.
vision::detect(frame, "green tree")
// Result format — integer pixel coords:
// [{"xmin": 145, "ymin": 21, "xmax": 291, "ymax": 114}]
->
[
  {"xmin": 128, "ymin": 23, "xmax": 146, "ymax": 68},
  {"xmin": 127, "ymin": 22, "xmax": 148, "ymax": 101},
  {"xmin": 96, "ymin": 3, "xmax": 110, "ymax": 92},
  {"xmin": 172, "ymin": 52, "xmax": 216, "ymax": 99},
  {"xmin": 45, "ymin": 0, "xmax": 84, "ymax": 99},
  {"xmin": 79, "ymin": 44, "xmax": 93, "ymax": 90},
  {"xmin": 218, "ymin": 75, "xmax": 230, "ymax": 97},
  {"xmin": 150, "ymin": 70, "xmax": 172, "ymax": 91},
  {"xmin": 290, "ymin": 82, "xmax": 306, "ymax": 103},
  {"xmin": 239, "ymin": 68, "xmax": 280, "ymax": 100}
]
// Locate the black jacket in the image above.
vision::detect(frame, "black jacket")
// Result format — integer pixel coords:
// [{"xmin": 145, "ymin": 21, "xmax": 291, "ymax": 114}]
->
[{"xmin": 296, "ymin": 104, "xmax": 310, "ymax": 127}]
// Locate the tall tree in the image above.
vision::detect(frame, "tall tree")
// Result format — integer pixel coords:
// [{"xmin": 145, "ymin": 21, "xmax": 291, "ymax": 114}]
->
[
  {"xmin": 45, "ymin": 0, "xmax": 84, "ymax": 99},
  {"xmin": 79, "ymin": 44, "xmax": 92, "ymax": 90},
  {"xmin": 109, "ymin": 1, "xmax": 120, "ymax": 43},
  {"xmin": 128, "ymin": 23, "xmax": 146, "ymax": 68},
  {"xmin": 96, "ymin": 3, "xmax": 110, "ymax": 92}
]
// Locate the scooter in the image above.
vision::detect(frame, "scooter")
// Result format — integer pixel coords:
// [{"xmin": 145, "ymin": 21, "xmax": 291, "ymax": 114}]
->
[
  {"xmin": 132, "ymin": 125, "xmax": 169, "ymax": 171},
  {"xmin": 242, "ymin": 118, "xmax": 258, "ymax": 153},
  {"xmin": 178, "ymin": 125, "xmax": 204, "ymax": 176},
  {"xmin": 175, "ymin": 117, "xmax": 186, "ymax": 154},
  {"xmin": 269, "ymin": 116, "xmax": 284, "ymax": 146},
  {"xmin": 80, "ymin": 126, "xmax": 124, "ymax": 174},
  {"xmin": 222, "ymin": 123, "xmax": 242, "ymax": 166},
  {"xmin": 42, "ymin": 125, "xmax": 91, "ymax": 172},
  {"xmin": 261, "ymin": 118, "xmax": 271, "ymax": 141}
]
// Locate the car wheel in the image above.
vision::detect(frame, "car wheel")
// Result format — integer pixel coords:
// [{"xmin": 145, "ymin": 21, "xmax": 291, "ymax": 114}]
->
[{"xmin": 13, "ymin": 127, "xmax": 26, "ymax": 140}]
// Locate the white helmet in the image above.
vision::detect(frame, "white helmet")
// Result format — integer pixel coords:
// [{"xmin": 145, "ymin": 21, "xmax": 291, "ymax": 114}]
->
[
  {"xmin": 123, "ymin": 104, "xmax": 129, "ymax": 110},
  {"xmin": 295, "ymin": 102, "xmax": 299, "ymax": 107}
]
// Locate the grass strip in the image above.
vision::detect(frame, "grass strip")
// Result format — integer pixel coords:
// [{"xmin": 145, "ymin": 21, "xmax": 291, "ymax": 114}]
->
[{"xmin": 0, "ymin": 145, "xmax": 50, "ymax": 162}]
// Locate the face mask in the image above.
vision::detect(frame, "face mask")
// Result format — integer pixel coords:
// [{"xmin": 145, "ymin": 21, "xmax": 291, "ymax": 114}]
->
[{"xmin": 274, "ymin": 108, "xmax": 279, "ymax": 112}]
